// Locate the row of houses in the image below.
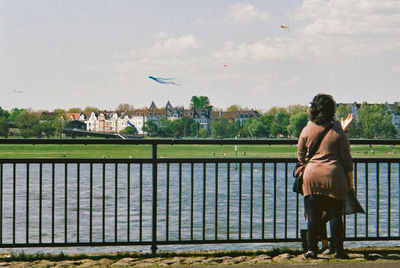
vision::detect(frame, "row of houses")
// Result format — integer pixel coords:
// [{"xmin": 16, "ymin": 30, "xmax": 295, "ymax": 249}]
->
[
  {"xmin": 63, "ymin": 101, "xmax": 261, "ymax": 135},
  {"xmin": 62, "ymin": 101, "xmax": 400, "ymax": 136}
]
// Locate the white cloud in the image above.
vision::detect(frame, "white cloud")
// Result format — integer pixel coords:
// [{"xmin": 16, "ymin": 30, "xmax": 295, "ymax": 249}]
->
[
  {"xmin": 392, "ymin": 66, "xmax": 400, "ymax": 74},
  {"xmin": 213, "ymin": 38, "xmax": 309, "ymax": 61},
  {"xmin": 155, "ymin": 32, "xmax": 169, "ymax": 39},
  {"xmin": 152, "ymin": 35, "xmax": 201, "ymax": 55},
  {"xmin": 294, "ymin": 0, "xmax": 400, "ymax": 60},
  {"xmin": 214, "ymin": 0, "xmax": 400, "ymax": 63},
  {"xmin": 213, "ymin": 34, "xmax": 400, "ymax": 64},
  {"xmin": 110, "ymin": 33, "xmax": 206, "ymax": 83},
  {"xmin": 125, "ymin": 34, "xmax": 202, "ymax": 63},
  {"xmin": 296, "ymin": 0, "xmax": 400, "ymax": 36},
  {"xmin": 226, "ymin": 3, "xmax": 268, "ymax": 23}
]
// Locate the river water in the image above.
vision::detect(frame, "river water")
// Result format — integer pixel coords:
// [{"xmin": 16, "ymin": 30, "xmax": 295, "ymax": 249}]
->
[{"xmin": 0, "ymin": 162, "xmax": 399, "ymax": 254}]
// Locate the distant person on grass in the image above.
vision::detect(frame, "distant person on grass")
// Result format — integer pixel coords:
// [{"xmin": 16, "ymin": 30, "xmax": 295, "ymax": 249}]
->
[{"xmin": 297, "ymin": 94, "xmax": 353, "ymax": 259}]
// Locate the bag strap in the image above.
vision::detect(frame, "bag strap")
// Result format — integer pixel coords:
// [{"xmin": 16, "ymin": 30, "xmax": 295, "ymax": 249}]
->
[{"xmin": 305, "ymin": 122, "xmax": 333, "ymax": 163}]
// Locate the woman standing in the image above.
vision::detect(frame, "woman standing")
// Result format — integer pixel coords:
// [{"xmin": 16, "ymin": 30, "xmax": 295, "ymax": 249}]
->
[{"xmin": 298, "ymin": 94, "xmax": 353, "ymax": 259}]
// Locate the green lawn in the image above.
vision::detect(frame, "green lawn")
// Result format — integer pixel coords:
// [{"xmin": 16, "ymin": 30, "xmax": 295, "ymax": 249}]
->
[{"xmin": 0, "ymin": 144, "xmax": 398, "ymax": 158}]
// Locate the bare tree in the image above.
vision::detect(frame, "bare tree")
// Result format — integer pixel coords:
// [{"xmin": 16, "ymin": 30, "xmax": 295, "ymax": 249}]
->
[{"xmin": 116, "ymin": 103, "xmax": 135, "ymax": 112}]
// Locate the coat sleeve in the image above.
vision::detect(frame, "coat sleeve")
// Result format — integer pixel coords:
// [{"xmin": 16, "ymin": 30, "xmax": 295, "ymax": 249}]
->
[
  {"xmin": 297, "ymin": 128, "xmax": 307, "ymax": 165},
  {"xmin": 338, "ymin": 131, "xmax": 353, "ymax": 172}
]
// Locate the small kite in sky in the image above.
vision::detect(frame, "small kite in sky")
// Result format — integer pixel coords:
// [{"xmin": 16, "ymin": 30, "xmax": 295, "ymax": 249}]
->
[
  {"xmin": 148, "ymin": 76, "xmax": 179, "ymax": 85},
  {"xmin": 280, "ymin": 25, "xmax": 289, "ymax": 31},
  {"xmin": 13, "ymin": 90, "xmax": 23, "ymax": 94},
  {"xmin": 224, "ymin": 64, "xmax": 228, "ymax": 68}
]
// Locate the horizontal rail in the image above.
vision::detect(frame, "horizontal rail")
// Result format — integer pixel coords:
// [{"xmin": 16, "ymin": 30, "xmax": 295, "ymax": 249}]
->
[
  {"xmin": 0, "ymin": 157, "xmax": 399, "ymax": 164},
  {"xmin": 0, "ymin": 138, "xmax": 399, "ymax": 145},
  {"xmin": 1, "ymin": 236, "xmax": 399, "ymax": 249}
]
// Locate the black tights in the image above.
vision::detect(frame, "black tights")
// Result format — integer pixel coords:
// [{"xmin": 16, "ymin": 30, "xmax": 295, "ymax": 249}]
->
[
  {"xmin": 305, "ymin": 195, "xmax": 344, "ymax": 252},
  {"xmin": 318, "ymin": 211, "xmax": 330, "ymax": 240}
]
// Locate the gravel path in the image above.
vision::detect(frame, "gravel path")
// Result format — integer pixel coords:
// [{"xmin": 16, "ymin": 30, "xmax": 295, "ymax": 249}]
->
[{"xmin": 0, "ymin": 249, "xmax": 399, "ymax": 267}]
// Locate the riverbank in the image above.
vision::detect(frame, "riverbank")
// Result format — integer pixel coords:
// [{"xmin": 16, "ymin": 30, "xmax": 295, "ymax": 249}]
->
[{"xmin": 0, "ymin": 247, "xmax": 399, "ymax": 267}]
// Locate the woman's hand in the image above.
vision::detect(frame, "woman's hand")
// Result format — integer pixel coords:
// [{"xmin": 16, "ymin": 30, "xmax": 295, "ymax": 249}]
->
[{"xmin": 340, "ymin": 114, "xmax": 354, "ymax": 132}]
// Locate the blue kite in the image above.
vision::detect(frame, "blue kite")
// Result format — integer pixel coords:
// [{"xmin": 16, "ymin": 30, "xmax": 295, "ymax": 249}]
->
[
  {"xmin": 127, "ymin": 121, "xmax": 138, "ymax": 132},
  {"xmin": 148, "ymin": 76, "xmax": 179, "ymax": 85}
]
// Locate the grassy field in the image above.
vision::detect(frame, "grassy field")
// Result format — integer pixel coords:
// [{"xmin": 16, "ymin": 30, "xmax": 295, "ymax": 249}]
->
[{"xmin": 0, "ymin": 143, "xmax": 399, "ymax": 158}]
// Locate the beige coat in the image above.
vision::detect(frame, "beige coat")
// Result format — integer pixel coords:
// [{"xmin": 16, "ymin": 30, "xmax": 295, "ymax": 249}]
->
[{"xmin": 297, "ymin": 121, "xmax": 353, "ymax": 200}]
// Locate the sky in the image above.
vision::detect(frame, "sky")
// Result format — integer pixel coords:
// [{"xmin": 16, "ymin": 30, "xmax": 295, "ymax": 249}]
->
[{"xmin": 1, "ymin": 0, "xmax": 400, "ymax": 112}]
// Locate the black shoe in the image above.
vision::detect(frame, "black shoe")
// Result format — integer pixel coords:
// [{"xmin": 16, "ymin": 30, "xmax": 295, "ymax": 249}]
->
[
  {"xmin": 334, "ymin": 252, "xmax": 350, "ymax": 259},
  {"xmin": 304, "ymin": 250, "xmax": 318, "ymax": 259}
]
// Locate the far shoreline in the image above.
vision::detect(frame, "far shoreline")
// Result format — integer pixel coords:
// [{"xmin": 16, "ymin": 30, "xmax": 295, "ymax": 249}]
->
[{"xmin": 0, "ymin": 141, "xmax": 399, "ymax": 158}]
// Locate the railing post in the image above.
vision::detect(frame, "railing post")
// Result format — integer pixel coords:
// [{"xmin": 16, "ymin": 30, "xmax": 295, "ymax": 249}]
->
[{"xmin": 151, "ymin": 143, "xmax": 158, "ymax": 255}]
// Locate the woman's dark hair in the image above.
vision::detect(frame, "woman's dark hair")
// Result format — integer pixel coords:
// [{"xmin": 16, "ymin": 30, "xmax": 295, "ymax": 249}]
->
[{"xmin": 310, "ymin": 94, "xmax": 336, "ymax": 125}]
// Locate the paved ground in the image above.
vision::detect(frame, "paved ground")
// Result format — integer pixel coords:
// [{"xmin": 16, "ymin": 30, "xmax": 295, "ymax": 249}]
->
[
  {"xmin": 0, "ymin": 248, "xmax": 399, "ymax": 267},
  {"xmin": 230, "ymin": 262, "xmax": 400, "ymax": 268}
]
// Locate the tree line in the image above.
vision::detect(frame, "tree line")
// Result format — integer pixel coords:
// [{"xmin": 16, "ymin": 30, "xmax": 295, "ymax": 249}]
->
[
  {"xmin": 142, "ymin": 98, "xmax": 397, "ymax": 139},
  {"xmin": 215, "ymin": 103, "xmax": 397, "ymax": 139},
  {"xmin": 0, "ymin": 97, "xmax": 398, "ymax": 139}
]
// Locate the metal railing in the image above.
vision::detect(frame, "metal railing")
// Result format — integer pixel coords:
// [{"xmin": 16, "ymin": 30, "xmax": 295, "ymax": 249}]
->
[{"xmin": 0, "ymin": 139, "xmax": 399, "ymax": 253}]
